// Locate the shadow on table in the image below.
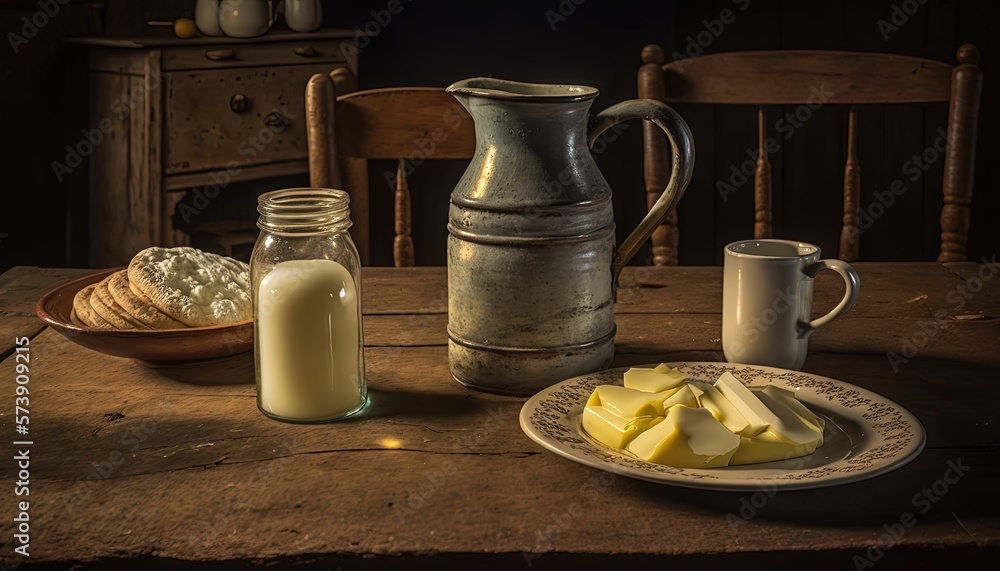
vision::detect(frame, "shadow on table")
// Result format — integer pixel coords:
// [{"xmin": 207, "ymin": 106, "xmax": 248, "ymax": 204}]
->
[
  {"xmin": 143, "ymin": 352, "xmax": 255, "ymax": 386},
  {"xmin": 341, "ymin": 386, "xmax": 523, "ymax": 423},
  {"xmin": 622, "ymin": 447, "xmax": 1000, "ymax": 525}
]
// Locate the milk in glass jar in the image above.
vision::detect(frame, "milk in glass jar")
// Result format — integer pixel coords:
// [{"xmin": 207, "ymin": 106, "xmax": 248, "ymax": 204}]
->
[{"xmin": 251, "ymin": 188, "xmax": 367, "ymax": 422}]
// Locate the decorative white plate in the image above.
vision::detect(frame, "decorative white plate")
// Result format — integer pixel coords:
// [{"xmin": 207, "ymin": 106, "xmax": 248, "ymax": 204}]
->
[{"xmin": 519, "ymin": 362, "xmax": 925, "ymax": 491}]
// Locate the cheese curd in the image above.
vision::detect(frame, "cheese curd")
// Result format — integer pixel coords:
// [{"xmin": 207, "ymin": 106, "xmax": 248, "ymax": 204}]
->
[{"xmin": 582, "ymin": 365, "xmax": 827, "ymax": 469}]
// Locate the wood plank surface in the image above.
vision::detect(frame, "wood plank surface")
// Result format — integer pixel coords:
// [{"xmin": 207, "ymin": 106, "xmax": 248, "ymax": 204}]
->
[
  {"xmin": 0, "ymin": 267, "xmax": 95, "ymax": 359},
  {"xmin": 0, "ymin": 264, "xmax": 996, "ymax": 567}
]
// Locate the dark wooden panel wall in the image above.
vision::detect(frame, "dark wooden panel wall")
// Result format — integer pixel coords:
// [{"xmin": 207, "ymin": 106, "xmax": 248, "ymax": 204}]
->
[{"xmin": 0, "ymin": 0, "xmax": 995, "ymax": 270}]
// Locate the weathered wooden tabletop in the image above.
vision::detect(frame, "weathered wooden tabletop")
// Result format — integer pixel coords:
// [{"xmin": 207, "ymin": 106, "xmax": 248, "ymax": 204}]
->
[{"xmin": 1, "ymin": 262, "xmax": 997, "ymax": 569}]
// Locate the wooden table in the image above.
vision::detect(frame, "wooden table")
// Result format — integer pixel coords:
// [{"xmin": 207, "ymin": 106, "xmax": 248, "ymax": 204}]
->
[{"xmin": 1, "ymin": 263, "xmax": 998, "ymax": 569}]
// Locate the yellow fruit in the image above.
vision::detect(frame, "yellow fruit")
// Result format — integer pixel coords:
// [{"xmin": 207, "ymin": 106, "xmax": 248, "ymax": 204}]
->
[{"xmin": 174, "ymin": 18, "xmax": 197, "ymax": 38}]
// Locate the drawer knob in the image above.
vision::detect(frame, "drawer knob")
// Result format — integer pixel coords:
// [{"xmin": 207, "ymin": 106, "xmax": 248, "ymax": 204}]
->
[
  {"xmin": 293, "ymin": 45, "xmax": 318, "ymax": 57},
  {"xmin": 263, "ymin": 111, "xmax": 289, "ymax": 129},
  {"xmin": 205, "ymin": 49, "xmax": 236, "ymax": 61},
  {"xmin": 230, "ymin": 94, "xmax": 248, "ymax": 113}
]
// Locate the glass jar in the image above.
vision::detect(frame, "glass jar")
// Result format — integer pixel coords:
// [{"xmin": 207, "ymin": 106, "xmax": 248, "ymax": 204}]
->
[{"xmin": 251, "ymin": 188, "xmax": 367, "ymax": 423}]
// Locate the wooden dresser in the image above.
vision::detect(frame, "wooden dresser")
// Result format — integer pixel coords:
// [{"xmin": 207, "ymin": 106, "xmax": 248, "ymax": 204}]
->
[{"xmin": 69, "ymin": 31, "xmax": 358, "ymax": 266}]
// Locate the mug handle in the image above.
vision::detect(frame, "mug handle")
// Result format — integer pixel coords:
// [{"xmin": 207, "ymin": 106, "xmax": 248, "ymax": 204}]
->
[
  {"xmin": 802, "ymin": 259, "xmax": 861, "ymax": 332},
  {"xmin": 588, "ymin": 100, "xmax": 695, "ymax": 295}
]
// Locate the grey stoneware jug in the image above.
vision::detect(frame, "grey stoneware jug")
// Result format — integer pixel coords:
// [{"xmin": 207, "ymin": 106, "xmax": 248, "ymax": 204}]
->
[{"xmin": 446, "ymin": 77, "xmax": 694, "ymax": 395}]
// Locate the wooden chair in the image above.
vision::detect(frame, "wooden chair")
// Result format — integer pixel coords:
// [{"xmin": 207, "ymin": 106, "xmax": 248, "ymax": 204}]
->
[
  {"xmin": 639, "ymin": 45, "xmax": 983, "ymax": 265},
  {"xmin": 305, "ymin": 73, "xmax": 476, "ymax": 266}
]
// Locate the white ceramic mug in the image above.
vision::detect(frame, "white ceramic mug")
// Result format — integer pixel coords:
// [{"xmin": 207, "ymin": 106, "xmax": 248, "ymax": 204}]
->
[{"xmin": 722, "ymin": 239, "xmax": 860, "ymax": 370}]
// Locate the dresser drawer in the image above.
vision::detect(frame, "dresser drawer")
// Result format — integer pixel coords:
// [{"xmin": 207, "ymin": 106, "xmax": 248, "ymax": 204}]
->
[
  {"xmin": 161, "ymin": 40, "xmax": 349, "ymax": 71},
  {"xmin": 165, "ymin": 64, "xmax": 334, "ymax": 174}
]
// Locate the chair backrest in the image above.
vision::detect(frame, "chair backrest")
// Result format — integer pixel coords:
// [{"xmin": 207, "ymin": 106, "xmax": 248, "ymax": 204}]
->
[
  {"xmin": 639, "ymin": 45, "xmax": 983, "ymax": 264},
  {"xmin": 306, "ymin": 78, "xmax": 476, "ymax": 265}
]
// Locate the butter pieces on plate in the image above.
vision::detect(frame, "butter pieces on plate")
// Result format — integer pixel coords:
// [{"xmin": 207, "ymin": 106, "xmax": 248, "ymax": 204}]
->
[{"xmin": 582, "ymin": 365, "xmax": 827, "ymax": 469}]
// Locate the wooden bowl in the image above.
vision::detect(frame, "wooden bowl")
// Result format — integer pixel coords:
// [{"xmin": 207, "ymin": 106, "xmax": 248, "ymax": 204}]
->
[{"xmin": 36, "ymin": 268, "xmax": 253, "ymax": 365}]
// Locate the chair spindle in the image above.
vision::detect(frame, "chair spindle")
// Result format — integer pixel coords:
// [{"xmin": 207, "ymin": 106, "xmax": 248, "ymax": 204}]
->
[
  {"xmin": 840, "ymin": 106, "xmax": 861, "ymax": 262},
  {"xmin": 393, "ymin": 159, "xmax": 415, "ymax": 267},
  {"xmin": 639, "ymin": 45, "xmax": 679, "ymax": 266},
  {"xmin": 754, "ymin": 106, "xmax": 772, "ymax": 240}
]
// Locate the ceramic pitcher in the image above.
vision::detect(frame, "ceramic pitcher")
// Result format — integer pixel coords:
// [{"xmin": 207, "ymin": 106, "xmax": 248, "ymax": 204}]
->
[
  {"xmin": 446, "ymin": 78, "xmax": 694, "ymax": 395},
  {"xmin": 219, "ymin": 0, "xmax": 273, "ymax": 38},
  {"xmin": 284, "ymin": 0, "xmax": 323, "ymax": 32}
]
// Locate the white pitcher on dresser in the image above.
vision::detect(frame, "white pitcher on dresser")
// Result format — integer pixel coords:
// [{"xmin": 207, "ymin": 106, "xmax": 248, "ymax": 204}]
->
[
  {"xmin": 194, "ymin": 0, "xmax": 223, "ymax": 36},
  {"xmin": 218, "ymin": 0, "xmax": 274, "ymax": 38},
  {"xmin": 284, "ymin": 0, "xmax": 323, "ymax": 32}
]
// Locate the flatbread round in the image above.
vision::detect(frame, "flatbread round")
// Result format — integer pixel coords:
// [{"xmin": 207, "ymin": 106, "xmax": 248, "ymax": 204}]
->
[
  {"xmin": 72, "ymin": 283, "xmax": 114, "ymax": 329},
  {"xmin": 107, "ymin": 270, "xmax": 187, "ymax": 330},
  {"xmin": 90, "ymin": 276, "xmax": 151, "ymax": 330},
  {"xmin": 128, "ymin": 247, "xmax": 251, "ymax": 327}
]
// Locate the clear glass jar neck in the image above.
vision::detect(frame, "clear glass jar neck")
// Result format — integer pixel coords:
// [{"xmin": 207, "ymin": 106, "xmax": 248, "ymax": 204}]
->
[{"xmin": 257, "ymin": 188, "xmax": 353, "ymax": 236}]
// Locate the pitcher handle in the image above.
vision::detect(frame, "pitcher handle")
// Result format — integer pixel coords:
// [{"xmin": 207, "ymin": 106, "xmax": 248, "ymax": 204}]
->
[{"xmin": 588, "ymin": 100, "xmax": 695, "ymax": 296}]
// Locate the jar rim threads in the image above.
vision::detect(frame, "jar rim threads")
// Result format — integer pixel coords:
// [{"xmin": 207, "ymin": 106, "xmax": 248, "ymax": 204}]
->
[{"xmin": 257, "ymin": 188, "xmax": 352, "ymax": 235}]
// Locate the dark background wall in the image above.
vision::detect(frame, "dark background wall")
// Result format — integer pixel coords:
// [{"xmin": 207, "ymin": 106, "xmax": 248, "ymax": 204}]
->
[{"xmin": 1, "ymin": 0, "xmax": 997, "ymax": 270}]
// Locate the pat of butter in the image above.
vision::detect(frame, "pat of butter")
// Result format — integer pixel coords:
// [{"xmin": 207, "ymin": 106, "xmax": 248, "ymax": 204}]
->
[
  {"xmin": 587, "ymin": 385, "xmax": 671, "ymax": 417},
  {"xmin": 623, "ymin": 364, "xmax": 687, "ymax": 393},
  {"xmin": 714, "ymin": 372, "xmax": 771, "ymax": 437},
  {"xmin": 755, "ymin": 390, "xmax": 824, "ymax": 446},
  {"xmin": 695, "ymin": 385, "xmax": 751, "ymax": 435},
  {"xmin": 762, "ymin": 386, "xmax": 825, "ymax": 444},
  {"xmin": 688, "ymin": 380, "xmax": 714, "ymax": 394},
  {"xmin": 729, "ymin": 430, "xmax": 821, "ymax": 465},
  {"xmin": 716, "ymin": 373, "xmax": 823, "ymax": 445},
  {"xmin": 661, "ymin": 383, "xmax": 698, "ymax": 410},
  {"xmin": 626, "ymin": 405, "xmax": 740, "ymax": 468},
  {"xmin": 582, "ymin": 405, "xmax": 664, "ymax": 449}
]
